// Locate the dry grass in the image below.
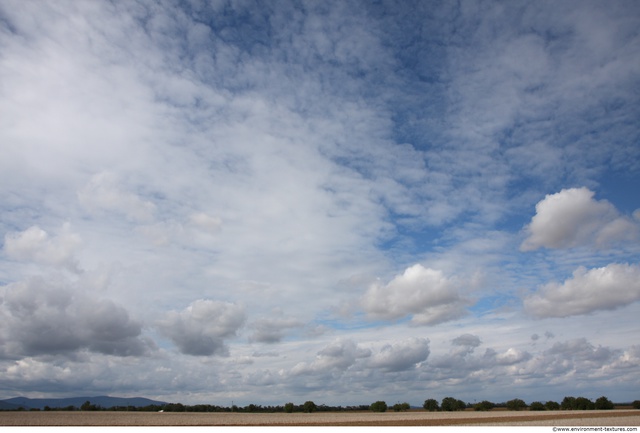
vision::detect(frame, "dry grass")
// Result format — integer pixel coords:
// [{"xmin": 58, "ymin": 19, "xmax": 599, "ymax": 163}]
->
[{"xmin": 1, "ymin": 410, "xmax": 639, "ymax": 426}]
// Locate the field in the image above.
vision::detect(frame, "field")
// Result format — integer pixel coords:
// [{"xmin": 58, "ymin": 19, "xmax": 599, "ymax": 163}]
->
[{"xmin": 1, "ymin": 410, "xmax": 639, "ymax": 426}]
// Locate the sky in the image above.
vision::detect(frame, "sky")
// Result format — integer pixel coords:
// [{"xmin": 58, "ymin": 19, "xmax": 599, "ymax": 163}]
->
[{"xmin": 1, "ymin": 0, "xmax": 639, "ymax": 407}]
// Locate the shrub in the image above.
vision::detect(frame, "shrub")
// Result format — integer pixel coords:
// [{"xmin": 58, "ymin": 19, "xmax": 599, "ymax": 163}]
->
[{"xmin": 423, "ymin": 399, "xmax": 439, "ymax": 411}]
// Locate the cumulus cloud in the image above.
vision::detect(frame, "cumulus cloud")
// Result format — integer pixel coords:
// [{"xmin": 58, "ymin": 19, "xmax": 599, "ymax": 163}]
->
[
  {"xmin": 3, "ymin": 224, "xmax": 81, "ymax": 271},
  {"xmin": 369, "ymin": 337, "xmax": 430, "ymax": 372},
  {"xmin": 429, "ymin": 335, "xmax": 532, "ymax": 374},
  {"xmin": 524, "ymin": 263, "xmax": 640, "ymax": 318},
  {"xmin": 485, "ymin": 347, "xmax": 532, "ymax": 366},
  {"xmin": 450, "ymin": 334, "xmax": 482, "ymax": 357},
  {"xmin": 521, "ymin": 187, "xmax": 639, "ymax": 251},
  {"xmin": 0, "ymin": 277, "xmax": 152, "ymax": 357},
  {"xmin": 361, "ymin": 264, "xmax": 470, "ymax": 325},
  {"xmin": 157, "ymin": 300, "xmax": 246, "ymax": 356},
  {"xmin": 610, "ymin": 345, "xmax": 640, "ymax": 370}
]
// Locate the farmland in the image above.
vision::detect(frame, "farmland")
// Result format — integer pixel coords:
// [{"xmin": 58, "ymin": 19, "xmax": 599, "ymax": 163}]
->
[{"xmin": 1, "ymin": 409, "xmax": 639, "ymax": 426}]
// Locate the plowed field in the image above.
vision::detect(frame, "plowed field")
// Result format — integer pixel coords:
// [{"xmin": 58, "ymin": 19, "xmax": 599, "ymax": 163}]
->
[{"xmin": 1, "ymin": 410, "xmax": 639, "ymax": 426}]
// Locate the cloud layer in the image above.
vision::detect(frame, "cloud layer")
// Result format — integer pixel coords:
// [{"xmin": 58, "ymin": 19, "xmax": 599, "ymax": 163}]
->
[{"xmin": 0, "ymin": 0, "xmax": 639, "ymax": 406}]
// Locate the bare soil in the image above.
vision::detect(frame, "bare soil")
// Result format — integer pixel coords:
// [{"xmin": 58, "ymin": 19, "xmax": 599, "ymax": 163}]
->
[{"xmin": 1, "ymin": 410, "xmax": 639, "ymax": 426}]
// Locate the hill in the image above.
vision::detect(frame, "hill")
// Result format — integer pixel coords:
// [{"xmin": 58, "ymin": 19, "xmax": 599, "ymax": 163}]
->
[{"xmin": 0, "ymin": 396, "xmax": 167, "ymax": 410}]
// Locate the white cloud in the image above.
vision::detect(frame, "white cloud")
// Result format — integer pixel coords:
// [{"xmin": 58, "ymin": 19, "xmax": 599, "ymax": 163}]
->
[
  {"xmin": 521, "ymin": 187, "xmax": 639, "ymax": 251},
  {"xmin": 157, "ymin": 300, "xmax": 246, "ymax": 356},
  {"xmin": 3, "ymin": 224, "xmax": 81, "ymax": 271},
  {"xmin": 361, "ymin": 264, "xmax": 470, "ymax": 325},
  {"xmin": 491, "ymin": 348, "xmax": 532, "ymax": 366},
  {"xmin": 524, "ymin": 263, "xmax": 640, "ymax": 318}
]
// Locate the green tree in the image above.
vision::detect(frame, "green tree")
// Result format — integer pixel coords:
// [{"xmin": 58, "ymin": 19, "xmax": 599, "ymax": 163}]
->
[
  {"xmin": 632, "ymin": 400, "xmax": 640, "ymax": 409},
  {"xmin": 473, "ymin": 400, "xmax": 496, "ymax": 412},
  {"xmin": 303, "ymin": 401, "xmax": 317, "ymax": 413},
  {"xmin": 370, "ymin": 401, "xmax": 388, "ymax": 412},
  {"xmin": 441, "ymin": 397, "xmax": 465, "ymax": 411},
  {"xmin": 575, "ymin": 397, "xmax": 595, "ymax": 410},
  {"xmin": 506, "ymin": 398, "xmax": 527, "ymax": 411},
  {"xmin": 545, "ymin": 401, "xmax": 560, "ymax": 410},
  {"xmin": 284, "ymin": 402, "xmax": 295, "ymax": 413},
  {"xmin": 80, "ymin": 401, "xmax": 99, "ymax": 411},
  {"xmin": 594, "ymin": 396, "xmax": 614, "ymax": 410},
  {"xmin": 529, "ymin": 402, "xmax": 546, "ymax": 411},
  {"xmin": 392, "ymin": 402, "xmax": 410, "ymax": 412},
  {"xmin": 561, "ymin": 396, "xmax": 577, "ymax": 410},
  {"xmin": 423, "ymin": 399, "xmax": 439, "ymax": 411},
  {"xmin": 474, "ymin": 400, "xmax": 495, "ymax": 411}
]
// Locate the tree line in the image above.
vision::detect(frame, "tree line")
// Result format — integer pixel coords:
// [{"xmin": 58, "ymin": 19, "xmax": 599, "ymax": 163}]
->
[
  {"xmin": 10, "ymin": 396, "xmax": 640, "ymax": 413},
  {"xmin": 422, "ymin": 396, "xmax": 627, "ymax": 412}
]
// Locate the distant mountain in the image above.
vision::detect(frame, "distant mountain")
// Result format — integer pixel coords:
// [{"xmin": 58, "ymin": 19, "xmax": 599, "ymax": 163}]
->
[
  {"xmin": 0, "ymin": 400, "xmax": 25, "ymax": 410},
  {"xmin": 0, "ymin": 396, "xmax": 167, "ymax": 410}
]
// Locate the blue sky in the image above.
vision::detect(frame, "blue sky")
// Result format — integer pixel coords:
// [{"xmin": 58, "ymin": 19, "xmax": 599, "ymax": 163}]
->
[{"xmin": 0, "ymin": 0, "xmax": 639, "ymax": 406}]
